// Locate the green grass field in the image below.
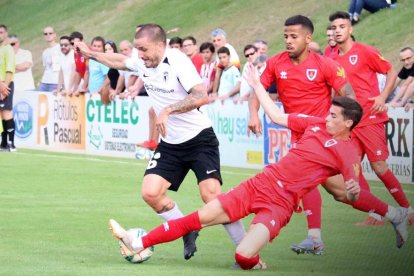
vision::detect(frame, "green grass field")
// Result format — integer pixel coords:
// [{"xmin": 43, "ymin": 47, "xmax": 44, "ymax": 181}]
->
[{"xmin": 1, "ymin": 149, "xmax": 413, "ymax": 275}]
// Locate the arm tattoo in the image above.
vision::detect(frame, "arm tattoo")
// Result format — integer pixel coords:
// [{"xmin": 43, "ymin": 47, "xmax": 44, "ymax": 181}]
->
[
  {"xmin": 339, "ymin": 82, "xmax": 356, "ymax": 99},
  {"xmin": 168, "ymin": 85, "xmax": 206, "ymax": 114}
]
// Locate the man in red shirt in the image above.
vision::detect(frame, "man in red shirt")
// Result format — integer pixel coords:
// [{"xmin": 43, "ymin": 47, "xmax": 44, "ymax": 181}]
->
[
  {"xmin": 109, "ymin": 90, "xmax": 408, "ymax": 270},
  {"xmin": 69, "ymin": 31, "xmax": 88, "ymax": 96},
  {"xmin": 249, "ymin": 15, "xmax": 355, "ymax": 255},
  {"xmin": 329, "ymin": 11, "xmax": 413, "ymax": 225},
  {"xmin": 182, "ymin": 36, "xmax": 204, "ymax": 74},
  {"xmin": 324, "ymin": 26, "xmax": 339, "ymax": 58}
]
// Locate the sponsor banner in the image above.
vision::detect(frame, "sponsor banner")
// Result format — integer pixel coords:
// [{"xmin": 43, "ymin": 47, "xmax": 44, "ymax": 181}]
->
[
  {"xmin": 13, "ymin": 91, "xmax": 39, "ymax": 147},
  {"xmin": 206, "ymin": 100, "xmax": 264, "ymax": 169},
  {"xmin": 36, "ymin": 93, "xmax": 85, "ymax": 150},
  {"xmin": 85, "ymin": 94, "xmax": 150, "ymax": 158},
  {"xmin": 362, "ymin": 108, "xmax": 413, "ymax": 184},
  {"xmin": 263, "ymin": 102, "xmax": 291, "ymax": 165}
]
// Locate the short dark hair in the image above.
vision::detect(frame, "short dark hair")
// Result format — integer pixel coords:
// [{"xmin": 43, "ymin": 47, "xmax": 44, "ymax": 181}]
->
[
  {"xmin": 105, "ymin": 40, "xmax": 118, "ymax": 53},
  {"xmin": 400, "ymin": 46, "xmax": 414, "ymax": 53},
  {"xmin": 284, "ymin": 15, "xmax": 314, "ymax": 34},
  {"xmin": 199, "ymin": 42, "xmax": 214, "ymax": 53},
  {"xmin": 70, "ymin": 31, "xmax": 83, "ymax": 41},
  {"xmin": 244, "ymin": 44, "xmax": 257, "ymax": 53},
  {"xmin": 329, "ymin": 11, "xmax": 351, "ymax": 22},
  {"xmin": 60, "ymin": 35, "xmax": 71, "ymax": 42},
  {"xmin": 217, "ymin": 46, "xmax": 230, "ymax": 55},
  {"xmin": 182, "ymin": 36, "xmax": 197, "ymax": 45},
  {"xmin": 91, "ymin": 36, "xmax": 105, "ymax": 46},
  {"xmin": 0, "ymin": 24, "xmax": 8, "ymax": 31},
  {"xmin": 331, "ymin": 96, "xmax": 363, "ymax": 130},
  {"xmin": 135, "ymin": 23, "xmax": 166, "ymax": 44},
  {"xmin": 169, "ymin": 36, "xmax": 182, "ymax": 46}
]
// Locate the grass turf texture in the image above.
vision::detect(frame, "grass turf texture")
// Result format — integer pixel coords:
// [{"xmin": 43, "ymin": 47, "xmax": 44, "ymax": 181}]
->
[{"xmin": 1, "ymin": 149, "xmax": 413, "ymax": 275}]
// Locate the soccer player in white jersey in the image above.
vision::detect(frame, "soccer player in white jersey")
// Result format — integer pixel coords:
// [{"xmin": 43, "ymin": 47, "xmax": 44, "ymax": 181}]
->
[{"xmin": 75, "ymin": 24, "xmax": 246, "ymax": 262}]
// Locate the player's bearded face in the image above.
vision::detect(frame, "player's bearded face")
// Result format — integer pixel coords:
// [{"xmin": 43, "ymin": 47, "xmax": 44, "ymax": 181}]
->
[
  {"xmin": 284, "ymin": 25, "xmax": 308, "ymax": 59},
  {"xmin": 135, "ymin": 37, "xmax": 163, "ymax": 68}
]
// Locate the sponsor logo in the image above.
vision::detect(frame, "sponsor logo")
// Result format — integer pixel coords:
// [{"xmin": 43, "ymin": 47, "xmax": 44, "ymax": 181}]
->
[
  {"xmin": 206, "ymin": 169, "xmax": 217, "ymax": 174},
  {"xmin": 306, "ymin": 69, "xmax": 317, "ymax": 81},
  {"xmin": 270, "ymin": 220, "xmax": 276, "ymax": 227},
  {"xmin": 88, "ymin": 125, "xmax": 103, "ymax": 150},
  {"xmin": 280, "ymin": 71, "xmax": 287, "ymax": 79},
  {"xmin": 143, "ymin": 73, "xmax": 149, "ymax": 77},
  {"xmin": 13, "ymin": 101, "xmax": 33, "ymax": 139},
  {"xmin": 163, "ymin": 71, "xmax": 169, "ymax": 82},
  {"xmin": 349, "ymin": 55, "xmax": 358, "ymax": 65},
  {"xmin": 336, "ymin": 66, "xmax": 346, "ymax": 78}
]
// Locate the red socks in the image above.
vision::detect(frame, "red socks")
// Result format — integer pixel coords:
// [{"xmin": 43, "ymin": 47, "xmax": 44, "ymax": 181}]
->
[
  {"xmin": 348, "ymin": 189, "xmax": 388, "ymax": 216},
  {"xmin": 142, "ymin": 211, "xmax": 202, "ymax": 248},
  {"xmin": 235, "ymin": 253, "xmax": 259, "ymax": 270},
  {"xmin": 379, "ymin": 169, "xmax": 410, "ymax": 208},
  {"xmin": 302, "ymin": 187, "xmax": 322, "ymax": 229}
]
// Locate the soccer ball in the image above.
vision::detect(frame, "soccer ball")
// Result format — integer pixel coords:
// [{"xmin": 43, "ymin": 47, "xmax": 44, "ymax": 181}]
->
[{"xmin": 119, "ymin": 228, "xmax": 154, "ymax": 263}]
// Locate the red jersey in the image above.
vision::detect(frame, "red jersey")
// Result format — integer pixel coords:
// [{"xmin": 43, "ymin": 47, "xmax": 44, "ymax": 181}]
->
[
  {"xmin": 191, "ymin": 53, "xmax": 204, "ymax": 74},
  {"xmin": 332, "ymin": 42, "xmax": 391, "ymax": 127},
  {"xmin": 74, "ymin": 52, "xmax": 88, "ymax": 78},
  {"xmin": 261, "ymin": 51, "xmax": 348, "ymax": 141},
  {"xmin": 324, "ymin": 44, "xmax": 339, "ymax": 59},
  {"xmin": 263, "ymin": 114, "xmax": 360, "ymax": 211}
]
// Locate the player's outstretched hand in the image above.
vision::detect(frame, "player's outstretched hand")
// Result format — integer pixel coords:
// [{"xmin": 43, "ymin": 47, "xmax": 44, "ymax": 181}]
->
[
  {"xmin": 74, "ymin": 41, "xmax": 90, "ymax": 56},
  {"xmin": 345, "ymin": 179, "xmax": 360, "ymax": 201}
]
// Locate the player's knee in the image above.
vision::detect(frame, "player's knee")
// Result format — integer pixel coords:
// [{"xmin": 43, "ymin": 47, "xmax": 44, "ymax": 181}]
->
[
  {"xmin": 371, "ymin": 161, "xmax": 388, "ymax": 176},
  {"xmin": 200, "ymin": 190, "xmax": 219, "ymax": 203},
  {"xmin": 234, "ymin": 252, "xmax": 259, "ymax": 270},
  {"xmin": 141, "ymin": 187, "xmax": 162, "ymax": 206}
]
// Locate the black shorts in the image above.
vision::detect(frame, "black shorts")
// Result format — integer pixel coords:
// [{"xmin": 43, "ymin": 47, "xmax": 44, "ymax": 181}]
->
[
  {"xmin": 144, "ymin": 127, "xmax": 222, "ymax": 191},
  {"xmin": 0, "ymin": 82, "xmax": 14, "ymax": 110}
]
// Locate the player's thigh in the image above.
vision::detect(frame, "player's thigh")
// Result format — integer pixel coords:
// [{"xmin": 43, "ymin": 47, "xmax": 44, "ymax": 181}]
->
[
  {"xmin": 198, "ymin": 178, "xmax": 222, "ymax": 203},
  {"xmin": 352, "ymin": 124, "xmax": 389, "ymax": 162},
  {"xmin": 236, "ymin": 223, "xmax": 270, "ymax": 258},
  {"xmin": 198, "ymin": 198, "xmax": 231, "ymax": 227},
  {"xmin": 144, "ymin": 144, "xmax": 189, "ymax": 192}
]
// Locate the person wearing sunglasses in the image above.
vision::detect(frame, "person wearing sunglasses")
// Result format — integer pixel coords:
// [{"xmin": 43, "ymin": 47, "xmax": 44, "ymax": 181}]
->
[
  {"xmin": 8, "ymin": 34, "xmax": 34, "ymax": 91},
  {"xmin": 52, "ymin": 36, "xmax": 75, "ymax": 96},
  {"xmin": 39, "ymin": 26, "xmax": 60, "ymax": 92}
]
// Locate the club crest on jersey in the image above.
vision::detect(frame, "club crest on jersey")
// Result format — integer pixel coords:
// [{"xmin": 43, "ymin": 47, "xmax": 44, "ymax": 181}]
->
[
  {"xmin": 163, "ymin": 71, "xmax": 169, "ymax": 82},
  {"xmin": 306, "ymin": 69, "xmax": 317, "ymax": 81},
  {"xmin": 349, "ymin": 55, "xmax": 358, "ymax": 65},
  {"xmin": 324, "ymin": 139, "xmax": 338, "ymax": 147}
]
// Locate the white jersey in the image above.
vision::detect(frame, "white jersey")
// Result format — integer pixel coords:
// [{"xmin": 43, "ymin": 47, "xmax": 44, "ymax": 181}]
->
[{"xmin": 125, "ymin": 48, "xmax": 211, "ymax": 144}]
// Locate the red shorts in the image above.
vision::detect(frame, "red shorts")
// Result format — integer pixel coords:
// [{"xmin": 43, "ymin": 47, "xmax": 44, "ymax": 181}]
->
[
  {"xmin": 217, "ymin": 173, "xmax": 294, "ymax": 241},
  {"xmin": 351, "ymin": 123, "xmax": 389, "ymax": 162}
]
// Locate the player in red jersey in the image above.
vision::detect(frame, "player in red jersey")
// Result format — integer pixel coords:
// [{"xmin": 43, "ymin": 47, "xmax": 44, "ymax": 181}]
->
[
  {"xmin": 109, "ymin": 66, "xmax": 409, "ymax": 269},
  {"xmin": 249, "ymin": 15, "xmax": 356, "ymax": 255},
  {"xmin": 329, "ymin": 11, "xmax": 413, "ymax": 226}
]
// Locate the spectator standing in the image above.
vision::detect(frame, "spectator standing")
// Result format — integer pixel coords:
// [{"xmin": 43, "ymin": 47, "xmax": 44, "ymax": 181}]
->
[
  {"xmin": 388, "ymin": 47, "xmax": 414, "ymax": 107},
  {"xmin": 39, "ymin": 26, "xmax": 60, "ymax": 92},
  {"xmin": 182, "ymin": 36, "xmax": 204, "ymax": 74},
  {"xmin": 117, "ymin": 40, "xmax": 139, "ymax": 99},
  {"xmin": 199, "ymin": 42, "xmax": 216, "ymax": 95},
  {"xmin": 52, "ymin": 36, "xmax": 75, "ymax": 96},
  {"xmin": 8, "ymin": 35, "xmax": 34, "ymax": 91},
  {"xmin": 86, "ymin": 36, "xmax": 109, "ymax": 94},
  {"xmin": 216, "ymin": 47, "xmax": 240, "ymax": 103},
  {"xmin": 0, "ymin": 24, "xmax": 16, "ymax": 151},
  {"xmin": 69, "ymin": 31, "xmax": 87, "ymax": 96},
  {"xmin": 169, "ymin": 37, "xmax": 182, "ymax": 50}
]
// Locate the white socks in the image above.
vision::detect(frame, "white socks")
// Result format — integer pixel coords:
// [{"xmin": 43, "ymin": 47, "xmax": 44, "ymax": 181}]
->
[
  {"xmin": 158, "ymin": 202, "xmax": 184, "ymax": 221},
  {"xmin": 308, "ymin": 228, "xmax": 321, "ymax": 241},
  {"xmin": 223, "ymin": 220, "xmax": 246, "ymax": 245},
  {"xmin": 385, "ymin": 206, "xmax": 397, "ymax": 222}
]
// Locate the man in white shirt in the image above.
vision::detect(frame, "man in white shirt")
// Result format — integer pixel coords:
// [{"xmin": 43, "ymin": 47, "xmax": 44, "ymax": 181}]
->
[
  {"xmin": 9, "ymin": 35, "xmax": 35, "ymax": 91},
  {"xmin": 75, "ymin": 23, "xmax": 246, "ymax": 261},
  {"xmin": 52, "ymin": 36, "xmax": 75, "ymax": 96},
  {"xmin": 39, "ymin": 26, "xmax": 60, "ymax": 92}
]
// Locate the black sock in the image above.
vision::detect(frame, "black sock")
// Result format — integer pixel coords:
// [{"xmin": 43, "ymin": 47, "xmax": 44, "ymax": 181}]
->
[
  {"xmin": 1, "ymin": 120, "xmax": 6, "ymax": 147},
  {"xmin": 4, "ymin": 119, "xmax": 15, "ymax": 146}
]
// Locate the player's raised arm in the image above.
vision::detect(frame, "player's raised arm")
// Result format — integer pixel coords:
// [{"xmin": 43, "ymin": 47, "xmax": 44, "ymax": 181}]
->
[
  {"xmin": 245, "ymin": 63, "xmax": 288, "ymax": 127},
  {"xmin": 74, "ymin": 41, "xmax": 128, "ymax": 70}
]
